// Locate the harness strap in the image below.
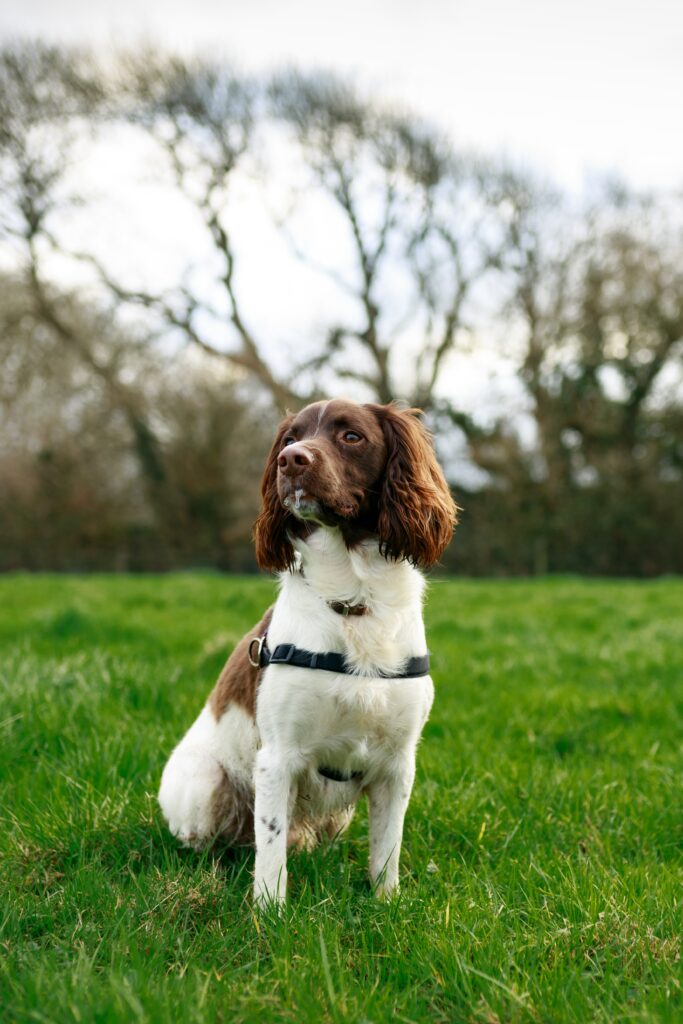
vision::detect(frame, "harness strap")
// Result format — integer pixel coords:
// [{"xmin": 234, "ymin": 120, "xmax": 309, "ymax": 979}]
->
[
  {"xmin": 250, "ymin": 637, "xmax": 429, "ymax": 679},
  {"xmin": 318, "ymin": 766, "xmax": 363, "ymax": 783}
]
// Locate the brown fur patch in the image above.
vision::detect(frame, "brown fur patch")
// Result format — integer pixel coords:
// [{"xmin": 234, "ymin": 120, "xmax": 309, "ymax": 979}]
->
[
  {"xmin": 208, "ymin": 606, "xmax": 273, "ymax": 721},
  {"xmin": 210, "ymin": 767, "xmax": 255, "ymax": 846},
  {"xmin": 287, "ymin": 806, "xmax": 356, "ymax": 851}
]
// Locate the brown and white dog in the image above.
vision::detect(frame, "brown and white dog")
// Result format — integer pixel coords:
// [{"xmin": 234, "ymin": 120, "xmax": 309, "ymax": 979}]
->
[{"xmin": 159, "ymin": 399, "xmax": 457, "ymax": 905}]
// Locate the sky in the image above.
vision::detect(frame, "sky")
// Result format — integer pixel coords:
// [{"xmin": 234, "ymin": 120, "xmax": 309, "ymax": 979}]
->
[{"xmin": 2, "ymin": 0, "xmax": 682, "ymax": 192}]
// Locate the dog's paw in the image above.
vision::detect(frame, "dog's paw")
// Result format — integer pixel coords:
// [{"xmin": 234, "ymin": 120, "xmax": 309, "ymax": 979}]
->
[
  {"xmin": 371, "ymin": 875, "xmax": 400, "ymax": 901},
  {"xmin": 158, "ymin": 750, "xmax": 223, "ymax": 849},
  {"xmin": 253, "ymin": 872, "xmax": 287, "ymax": 911},
  {"xmin": 253, "ymin": 886, "xmax": 286, "ymax": 913}
]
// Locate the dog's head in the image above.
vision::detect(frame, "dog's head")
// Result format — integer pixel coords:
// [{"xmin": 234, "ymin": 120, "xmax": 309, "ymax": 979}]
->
[{"xmin": 254, "ymin": 399, "xmax": 457, "ymax": 571}]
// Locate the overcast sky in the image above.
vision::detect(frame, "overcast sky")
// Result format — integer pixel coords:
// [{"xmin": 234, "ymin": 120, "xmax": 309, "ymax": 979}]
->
[{"xmin": 2, "ymin": 0, "xmax": 682, "ymax": 191}]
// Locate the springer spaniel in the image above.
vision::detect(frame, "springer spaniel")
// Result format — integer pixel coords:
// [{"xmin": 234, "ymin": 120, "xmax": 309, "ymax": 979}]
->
[{"xmin": 159, "ymin": 399, "xmax": 456, "ymax": 906}]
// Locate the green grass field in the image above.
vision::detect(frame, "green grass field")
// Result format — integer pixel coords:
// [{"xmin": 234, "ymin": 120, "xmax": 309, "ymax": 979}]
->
[{"xmin": 1, "ymin": 574, "xmax": 681, "ymax": 1023}]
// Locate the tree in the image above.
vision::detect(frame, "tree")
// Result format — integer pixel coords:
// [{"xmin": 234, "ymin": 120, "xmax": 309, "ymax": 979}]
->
[
  {"xmin": 101, "ymin": 52, "xmax": 299, "ymax": 410},
  {"xmin": 0, "ymin": 42, "xmax": 170, "ymax": 502},
  {"xmin": 51, "ymin": 58, "xmax": 516, "ymax": 415},
  {"xmin": 271, "ymin": 70, "xmax": 511, "ymax": 409},
  {"xmin": 450, "ymin": 185, "xmax": 683, "ymax": 575},
  {"xmin": 0, "ymin": 270, "xmax": 274, "ymax": 571}
]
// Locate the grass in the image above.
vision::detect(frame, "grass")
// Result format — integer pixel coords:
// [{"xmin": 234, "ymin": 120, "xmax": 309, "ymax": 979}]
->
[{"xmin": 0, "ymin": 573, "xmax": 681, "ymax": 1024}]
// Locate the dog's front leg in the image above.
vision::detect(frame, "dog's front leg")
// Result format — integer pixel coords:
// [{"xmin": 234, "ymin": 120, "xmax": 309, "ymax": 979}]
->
[
  {"xmin": 253, "ymin": 746, "xmax": 293, "ymax": 908},
  {"xmin": 367, "ymin": 757, "xmax": 416, "ymax": 899}
]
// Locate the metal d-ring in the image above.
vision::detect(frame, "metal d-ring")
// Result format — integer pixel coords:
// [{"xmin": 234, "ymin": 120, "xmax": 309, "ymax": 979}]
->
[{"xmin": 247, "ymin": 635, "xmax": 265, "ymax": 668}]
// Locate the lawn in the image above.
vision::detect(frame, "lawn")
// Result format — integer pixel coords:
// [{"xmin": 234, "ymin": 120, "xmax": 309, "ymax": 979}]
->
[{"xmin": 0, "ymin": 574, "xmax": 681, "ymax": 1023}]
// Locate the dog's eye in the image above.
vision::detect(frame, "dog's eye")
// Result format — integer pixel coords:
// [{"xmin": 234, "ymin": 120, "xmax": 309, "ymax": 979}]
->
[
  {"xmin": 282, "ymin": 436, "xmax": 296, "ymax": 446},
  {"xmin": 342, "ymin": 431, "xmax": 362, "ymax": 444}
]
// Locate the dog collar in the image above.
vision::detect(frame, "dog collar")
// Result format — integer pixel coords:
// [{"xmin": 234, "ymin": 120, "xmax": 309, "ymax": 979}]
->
[
  {"xmin": 295, "ymin": 566, "xmax": 369, "ymax": 617},
  {"xmin": 248, "ymin": 635, "xmax": 429, "ymax": 679},
  {"xmin": 327, "ymin": 599, "xmax": 369, "ymax": 617}
]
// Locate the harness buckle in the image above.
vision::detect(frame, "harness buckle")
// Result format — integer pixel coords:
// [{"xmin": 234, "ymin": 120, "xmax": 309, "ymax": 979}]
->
[
  {"xmin": 279, "ymin": 643, "xmax": 295, "ymax": 663},
  {"xmin": 247, "ymin": 635, "xmax": 265, "ymax": 668}
]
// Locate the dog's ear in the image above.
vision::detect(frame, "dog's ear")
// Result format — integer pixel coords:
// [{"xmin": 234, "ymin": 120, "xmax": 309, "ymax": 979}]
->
[
  {"xmin": 253, "ymin": 415, "xmax": 296, "ymax": 572},
  {"xmin": 370, "ymin": 404, "xmax": 458, "ymax": 567}
]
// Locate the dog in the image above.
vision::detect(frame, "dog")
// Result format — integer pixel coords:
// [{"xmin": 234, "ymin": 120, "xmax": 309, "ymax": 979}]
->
[{"xmin": 158, "ymin": 399, "xmax": 457, "ymax": 905}]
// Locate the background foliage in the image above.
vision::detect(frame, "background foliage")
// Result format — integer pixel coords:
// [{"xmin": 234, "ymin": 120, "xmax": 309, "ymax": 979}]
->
[{"xmin": 1, "ymin": 43, "xmax": 681, "ymax": 575}]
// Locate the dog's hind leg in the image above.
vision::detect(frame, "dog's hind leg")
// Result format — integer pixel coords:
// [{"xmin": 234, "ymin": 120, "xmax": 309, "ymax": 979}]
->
[{"xmin": 159, "ymin": 705, "xmax": 256, "ymax": 848}]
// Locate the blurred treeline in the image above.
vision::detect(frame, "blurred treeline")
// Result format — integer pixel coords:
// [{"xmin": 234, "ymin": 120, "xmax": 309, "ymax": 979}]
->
[{"xmin": 1, "ymin": 43, "xmax": 681, "ymax": 575}]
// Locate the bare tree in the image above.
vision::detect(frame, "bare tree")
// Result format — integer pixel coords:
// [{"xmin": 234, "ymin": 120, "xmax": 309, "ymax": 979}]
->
[
  {"xmin": 504, "ymin": 185, "xmax": 683, "ymax": 486},
  {"xmin": 89, "ymin": 51, "xmax": 302, "ymax": 410},
  {"xmin": 271, "ymin": 71, "xmax": 510, "ymax": 409},
  {"xmin": 0, "ymin": 266, "xmax": 275, "ymax": 571},
  {"xmin": 73, "ymin": 61, "xmax": 516, "ymax": 413},
  {"xmin": 0, "ymin": 42, "xmax": 170, "ymax": 498},
  {"xmin": 456, "ymin": 183, "xmax": 683, "ymax": 574}
]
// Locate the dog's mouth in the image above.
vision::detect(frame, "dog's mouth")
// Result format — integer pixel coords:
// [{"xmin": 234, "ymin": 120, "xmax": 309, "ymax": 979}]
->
[
  {"xmin": 280, "ymin": 483, "xmax": 358, "ymax": 524},
  {"xmin": 282, "ymin": 489, "xmax": 323, "ymax": 520}
]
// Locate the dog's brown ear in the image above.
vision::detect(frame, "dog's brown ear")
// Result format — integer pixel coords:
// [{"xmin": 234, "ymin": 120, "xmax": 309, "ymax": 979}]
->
[
  {"xmin": 253, "ymin": 415, "xmax": 296, "ymax": 572},
  {"xmin": 370, "ymin": 404, "xmax": 458, "ymax": 567}
]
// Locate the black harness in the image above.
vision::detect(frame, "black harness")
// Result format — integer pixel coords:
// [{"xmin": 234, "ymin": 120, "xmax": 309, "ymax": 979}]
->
[
  {"xmin": 247, "ymin": 592, "xmax": 430, "ymax": 783},
  {"xmin": 249, "ymin": 636, "xmax": 430, "ymax": 679}
]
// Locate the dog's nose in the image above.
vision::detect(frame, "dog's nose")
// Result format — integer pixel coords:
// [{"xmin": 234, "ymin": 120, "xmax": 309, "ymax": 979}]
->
[{"xmin": 278, "ymin": 444, "xmax": 313, "ymax": 476}]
